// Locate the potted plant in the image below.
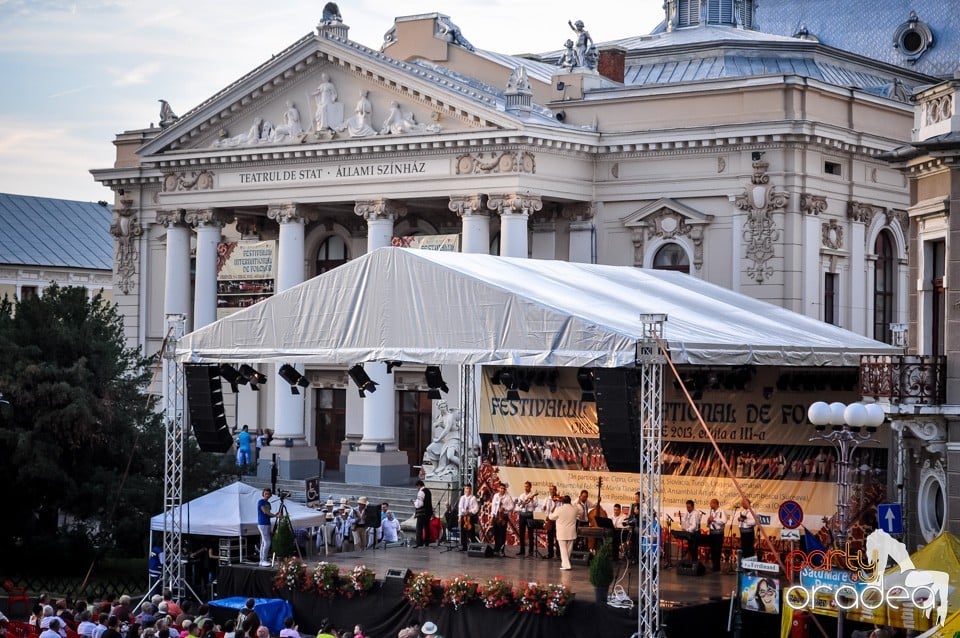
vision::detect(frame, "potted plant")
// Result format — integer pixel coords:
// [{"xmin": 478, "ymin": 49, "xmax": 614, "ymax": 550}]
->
[{"xmin": 589, "ymin": 539, "xmax": 615, "ymax": 604}]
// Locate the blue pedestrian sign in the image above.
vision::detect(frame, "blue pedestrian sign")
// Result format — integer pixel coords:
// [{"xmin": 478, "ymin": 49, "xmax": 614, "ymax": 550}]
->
[{"xmin": 878, "ymin": 503, "xmax": 903, "ymax": 534}]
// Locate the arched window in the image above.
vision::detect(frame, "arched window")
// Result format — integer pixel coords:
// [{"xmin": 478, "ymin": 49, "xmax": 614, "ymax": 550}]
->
[
  {"xmin": 873, "ymin": 231, "xmax": 895, "ymax": 344},
  {"xmin": 652, "ymin": 243, "xmax": 690, "ymax": 273},
  {"xmin": 316, "ymin": 235, "xmax": 348, "ymax": 275}
]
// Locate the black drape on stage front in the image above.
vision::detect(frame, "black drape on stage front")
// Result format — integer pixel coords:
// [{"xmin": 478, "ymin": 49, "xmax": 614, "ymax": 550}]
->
[{"xmin": 215, "ymin": 566, "xmax": 726, "ymax": 638}]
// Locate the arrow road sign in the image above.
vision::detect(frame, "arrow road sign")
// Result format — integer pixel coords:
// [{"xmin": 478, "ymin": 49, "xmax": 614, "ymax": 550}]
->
[{"xmin": 878, "ymin": 503, "xmax": 903, "ymax": 535}]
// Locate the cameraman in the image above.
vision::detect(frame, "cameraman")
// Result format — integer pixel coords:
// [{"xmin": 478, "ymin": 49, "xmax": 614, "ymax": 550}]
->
[{"xmin": 258, "ymin": 488, "xmax": 279, "ymax": 566}]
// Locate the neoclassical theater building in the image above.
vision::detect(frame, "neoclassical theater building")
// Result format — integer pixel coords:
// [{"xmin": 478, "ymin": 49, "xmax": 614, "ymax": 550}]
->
[{"xmin": 92, "ymin": 1, "xmax": 956, "ymax": 497}]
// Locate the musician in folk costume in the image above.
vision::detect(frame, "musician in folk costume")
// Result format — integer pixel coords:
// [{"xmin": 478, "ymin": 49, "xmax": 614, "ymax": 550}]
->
[
  {"xmin": 515, "ymin": 481, "xmax": 540, "ymax": 556},
  {"xmin": 457, "ymin": 484, "xmax": 479, "ymax": 551},
  {"xmin": 490, "ymin": 483, "xmax": 515, "ymax": 556},
  {"xmin": 540, "ymin": 484, "xmax": 561, "ymax": 560}
]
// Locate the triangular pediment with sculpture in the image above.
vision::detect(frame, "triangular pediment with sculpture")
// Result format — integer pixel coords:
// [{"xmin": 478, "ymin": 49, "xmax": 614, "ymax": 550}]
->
[
  {"xmin": 140, "ymin": 22, "xmax": 524, "ymax": 158},
  {"xmin": 621, "ymin": 198, "xmax": 714, "ymax": 271}
]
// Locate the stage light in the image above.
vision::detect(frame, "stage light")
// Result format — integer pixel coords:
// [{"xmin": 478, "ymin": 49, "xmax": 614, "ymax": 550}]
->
[
  {"xmin": 425, "ymin": 366, "xmax": 449, "ymax": 400},
  {"xmin": 516, "ymin": 369, "xmax": 531, "ymax": 393},
  {"xmin": 219, "ymin": 363, "xmax": 247, "ymax": 393},
  {"xmin": 348, "ymin": 364, "xmax": 378, "ymax": 398},
  {"xmin": 386, "ymin": 360, "xmax": 403, "ymax": 374},
  {"xmin": 278, "ymin": 364, "xmax": 310, "ymax": 395},
  {"xmin": 546, "ymin": 369, "xmax": 558, "ymax": 393},
  {"xmin": 498, "ymin": 369, "xmax": 520, "ymax": 400},
  {"xmin": 239, "ymin": 364, "xmax": 267, "ymax": 391},
  {"xmin": 577, "ymin": 368, "xmax": 595, "ymax": 403}
]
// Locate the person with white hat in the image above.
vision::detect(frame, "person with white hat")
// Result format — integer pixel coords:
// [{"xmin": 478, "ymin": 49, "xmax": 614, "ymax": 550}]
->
[
  {"xmin": 316, "ymin": 499, "xmax": 337, "ymax": 554},
  {"xmin": 353, "ymin": 496, "xmax": 371, "ymax": 550},
  {"xmin": 419, "ymin": 621, "xmax": 441, "ymax": 638}
]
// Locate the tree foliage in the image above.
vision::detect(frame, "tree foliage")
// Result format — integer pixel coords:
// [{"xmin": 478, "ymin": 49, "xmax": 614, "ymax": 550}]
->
[{"xmin": 0, "ymin": 286, "xmax": 233, "ymax": 570}]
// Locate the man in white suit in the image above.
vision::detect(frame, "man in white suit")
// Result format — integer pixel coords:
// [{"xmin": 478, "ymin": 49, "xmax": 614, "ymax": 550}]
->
[{"xmin": 548, "ymin": 494, "xmax": 579, "ymax": 570}]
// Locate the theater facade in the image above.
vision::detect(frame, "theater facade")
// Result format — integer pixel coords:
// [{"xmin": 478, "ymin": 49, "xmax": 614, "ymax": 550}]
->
[{"xmin": 92, "ymin": 2, "xmax": 944, "ymax": 513}]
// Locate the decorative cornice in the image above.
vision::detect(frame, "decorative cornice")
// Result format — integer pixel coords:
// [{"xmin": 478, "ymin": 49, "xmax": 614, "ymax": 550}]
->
[
  {"xmin": 848, "ymin": 200, "xmax": 884, "ymax": 225},
  {"xmin": 162, "ymin": 170, "xmax": 214, "ymax": 192},
  {"xmin": 455, "ymin": 151, "xmax": 536, "ymax": 175},
  {"xmin": 734, "ymin": 162, "xmax": 786, "ymax": 284},
  {"xmin": 109, "ymin": 195, "xmax": 142, "ymax": 295},
  {"xmin": 486, "ymin": 192, "xmax": 543, "ymax": 215},
  {"xmin": 448, "ymin": 194, "xmax": 486, "ymax": 217},
  {"xmin": 800, "ymin": 193, "xmax": 828, "ymax": 216},
  {"xmin": 354, "ymin": 199, "xmax": 408, "ymax": 221}
]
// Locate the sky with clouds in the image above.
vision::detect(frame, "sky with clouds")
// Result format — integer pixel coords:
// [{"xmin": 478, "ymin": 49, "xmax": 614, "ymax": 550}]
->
[{"xmin": 0, "ymin": 1, "xmax": 662, "ymax": 202}]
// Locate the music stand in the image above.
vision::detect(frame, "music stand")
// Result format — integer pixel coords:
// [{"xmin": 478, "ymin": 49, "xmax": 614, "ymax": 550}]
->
[{"xmin": 529, "ymin": 517, "xmax": 546, "ymax": 558}]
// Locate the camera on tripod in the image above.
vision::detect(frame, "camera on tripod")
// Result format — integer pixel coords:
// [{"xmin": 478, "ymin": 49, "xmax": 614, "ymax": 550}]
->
[{"xmin": 278, "ymin": 489, "xmax": 291, "ymax": 499}]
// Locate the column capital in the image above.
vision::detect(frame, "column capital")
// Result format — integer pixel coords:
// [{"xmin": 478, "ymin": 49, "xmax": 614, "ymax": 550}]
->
[
  {"xmin": 183, "ymin": 208, "xmax": 227, "ymax": 227},
  {"xmin": 354, "ymin": 199, "xmax": 407, "ymax": 221},
  {"xmin": 155, "ymin": 209, "xmax": 186, "ymax": 227},
  {"xmin": 267, "ymin": 203, "xmax": 314, "ymax": 224},
  {"xmin": 486, "ymin": 192, "xmax": 542, "ymax": 216},
  {"xmin": 848, "ymin": 200, "xmax": 884, "ymax": 225},
  {"xmin": 448, "ymin": 194, "xmax": 487, "ymax": 217}
]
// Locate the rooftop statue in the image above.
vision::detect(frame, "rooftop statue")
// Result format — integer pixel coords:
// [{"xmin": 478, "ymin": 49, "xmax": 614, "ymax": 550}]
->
[
  {"xmin": 158, "ymin": 99, "xmax": 178, "ymax": 128},
  {"xmin": 321, "ymin": 2, "xmax": 342, "ymax": 25},
  {"xmin": 568, "ymin": 19, "xmax": 594, "ymax": 69},
  {"xmin": 558, "ymin": 39, "xmax": 578, "ymax": 71}
]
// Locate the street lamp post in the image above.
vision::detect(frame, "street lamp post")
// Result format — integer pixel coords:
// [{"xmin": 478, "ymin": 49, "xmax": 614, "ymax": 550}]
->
[{"xmin": 807, "ymin": 401, "xmax": 885, "ymax": 638}]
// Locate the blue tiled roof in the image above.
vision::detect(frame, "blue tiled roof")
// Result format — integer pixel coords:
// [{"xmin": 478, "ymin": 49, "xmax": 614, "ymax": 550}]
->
[{"xmin": 0, "ymin": 193, "xmax": 112, "ymax": 270}]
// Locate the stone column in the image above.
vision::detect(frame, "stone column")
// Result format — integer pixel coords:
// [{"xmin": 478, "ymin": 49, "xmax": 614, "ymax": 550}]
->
[
  {"xmin": 347, "ymin": 199, "xmax": 410, "ymax": 485},
  {"xmin": 157, "ymin": 210, "xmax": 192, "ymax": 326},
  {"xmin": 263, "ymin": 203, "xmax": 317, "ymax": 479},
  {"xmin": 849, "ymin": 202, "xmax": 879, "ymax": 334},
  {"xmin": 449, "ymin": 195, "xmax": 489, "ymax": 254},
  {"xmin": 184, "ymin": 209, "xmax": 224, "ymax": 330},
  {"xmin": 488, "ymin": 192, "xmax": 541, "ymax": 258}
]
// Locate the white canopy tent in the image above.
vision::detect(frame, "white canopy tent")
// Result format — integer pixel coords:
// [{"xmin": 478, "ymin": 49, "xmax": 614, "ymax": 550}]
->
[
  {"xmin": 149, "ymin": 482, "xmax": 325, "ymax": 562},
  {"xmin": 178, "ymin": 247, "xmax": 898, "ymax": 367}
]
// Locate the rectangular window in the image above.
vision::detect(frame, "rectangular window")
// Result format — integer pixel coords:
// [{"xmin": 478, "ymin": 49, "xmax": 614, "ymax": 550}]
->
[
  {"xmin": 19, "ymin": 286, "xmax": 37, "ymax": 301},
  {"xmin": 824, "ymin": 161, "xmax": 842, "ymax": 176},
  {"xmin": 314, "ymin": 388, "xmax": 346, "ymax": 471},
  {"xmin": 824, "ymin": 273, "xmax": 838, "ymax": 325},
  {"xmin": 398, "ymin": 391, "xmax": 432, "ymax": 477}
]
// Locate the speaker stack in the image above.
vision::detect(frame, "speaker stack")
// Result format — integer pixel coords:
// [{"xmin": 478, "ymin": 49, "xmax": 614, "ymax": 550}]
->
[
  {"xmin": 184, "ymin": 364, "xmax": 233, "ymax": 453},
  {"xmin": 593, "ymin": 367, "xmax": 642, "ymax": 473}
]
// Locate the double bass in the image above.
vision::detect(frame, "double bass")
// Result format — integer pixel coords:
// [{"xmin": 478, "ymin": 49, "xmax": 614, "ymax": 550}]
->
[{"xmin": 587, "ymin": 477, "xmax": 609, "ymax": 551}]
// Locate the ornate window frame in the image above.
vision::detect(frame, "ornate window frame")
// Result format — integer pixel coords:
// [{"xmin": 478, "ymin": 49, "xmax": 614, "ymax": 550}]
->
[
  {"xmin": 917, "ymin": 458, "xmax": 946, "ymax": 543},
  {"xmin": 621, "ymin": 198, "xmax": 713, "ymax": 273}
]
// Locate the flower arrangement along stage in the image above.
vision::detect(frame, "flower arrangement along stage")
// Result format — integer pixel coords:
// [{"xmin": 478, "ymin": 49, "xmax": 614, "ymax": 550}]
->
[
  {"xmin": 518, "ymin": 582, "xmax": 574, "ymax": 616},
  {"xmin": 479, "ymin": 576, "xmax": 516, "ymax": 609},
  {"xmin": 404, "ymin": 571, "xmax": 437, "ymax": 609},
  {"xmin": 310, "ymin": 562, "xmax": 340, "ymax": 597},
  {"xmin": 441, "ymin": 575, "xmax": 480, "ymax": 611},
  {"xmin": 341, "ymin": 564, "xmax": 376, "ymax": 598},
  {"xmin": 273, "ymin": 557, "xmax": 307, "ymax": 591}
]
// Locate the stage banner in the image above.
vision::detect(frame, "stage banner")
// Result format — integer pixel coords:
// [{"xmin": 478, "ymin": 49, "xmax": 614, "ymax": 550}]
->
[
  {"xmin": 391, "ymin": 234, "xmax": 460, "ymax": 251},
  {"xmin": 478, "ymin": 367, "xmax": 888, "ymax": 535},
  {"xmin": 216, "ymin": 240, "xmax": 277, "ymax": 319}
]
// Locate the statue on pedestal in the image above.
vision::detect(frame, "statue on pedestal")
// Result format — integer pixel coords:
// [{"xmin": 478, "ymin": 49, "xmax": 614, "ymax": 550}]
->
[{"xmin": 423, "ymin": 401, "xmax": 462, "ymax": 480}]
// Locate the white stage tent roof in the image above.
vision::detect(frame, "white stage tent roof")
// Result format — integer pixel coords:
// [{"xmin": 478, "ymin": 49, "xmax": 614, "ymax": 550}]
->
[
  {"xmin": 178, "ymin": 248, "xmax": 898, "ymax": 368},
  {"xmin": 149, "ymin": 481, "xmax": 325, "ymax": 536}
]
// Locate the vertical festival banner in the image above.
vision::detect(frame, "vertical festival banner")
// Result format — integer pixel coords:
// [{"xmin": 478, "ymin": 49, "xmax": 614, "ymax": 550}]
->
[
  {"xmin": 215, "ymin": 240, "xmax": 277, "ymax": 319},
  {"xmin": 477, "ymin": 367, "xmax": 888, "ymax": 538}
]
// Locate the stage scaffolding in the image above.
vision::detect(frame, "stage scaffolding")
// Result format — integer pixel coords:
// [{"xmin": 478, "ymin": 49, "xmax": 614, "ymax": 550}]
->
[
  {"xmin": 635, "ymin": 314, "xmax": 667, "ymax": 638},
  {"xmin": 161, "ymin": 314, "xmax": 186, "ymax": 599}
]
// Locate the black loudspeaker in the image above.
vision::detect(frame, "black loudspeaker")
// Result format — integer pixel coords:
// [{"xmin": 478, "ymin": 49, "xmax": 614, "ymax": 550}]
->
[
  {"xmin": 594, "ymin": 367, "xmax": 642, "ymax": 472},
  {"xmin": 185, "ymin": 364, "xmax": 233, "ymax": 453},
  {"xmin": 382, "ymin": 568, "xmax": 410, "ymax": 595},
  {"xmin": 466, "ymin": 543, "xmax": 487, "ymax": 558},
  {"xmin": 677, "ymin": 560, "xmax": 706, "ymax": 576},
  {"xmin": 569, "ymin": 551, "xmax": 590, "ymax": 566}
]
